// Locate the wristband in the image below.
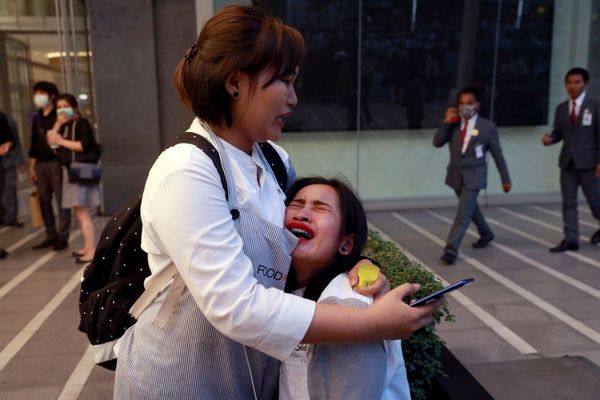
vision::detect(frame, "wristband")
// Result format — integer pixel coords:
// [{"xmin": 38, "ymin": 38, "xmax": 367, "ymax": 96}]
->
[{"xmin": 358, "ymin": 255, "xmax": 381, "ymax": 268}]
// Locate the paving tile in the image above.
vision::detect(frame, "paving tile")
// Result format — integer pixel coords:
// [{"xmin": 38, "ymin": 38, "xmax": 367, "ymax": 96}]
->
[
  {"xmin": 457, "ymin": 282, "xmax": 528, "ymax": 305},
  {"xmin": 0, "ymin": 386, "xmax": 62, "ymax": 400},
  {"xmin": 466, "ymin": 356, "xmax": 600, "ymax": 400},
  {"xmin": 80, "ymin": 367, "xmax": 115, "ymax": 400},
  {"xmin": 439, "ymin": 327, "xmax": 533, "ymax": 365},
  {"xmin": 508, "ymin": 320, "xmax": 599, "ymax": 353},
  {"xmin": 0, "ymin": 353, "xmax": 82, "ymax": 391}
]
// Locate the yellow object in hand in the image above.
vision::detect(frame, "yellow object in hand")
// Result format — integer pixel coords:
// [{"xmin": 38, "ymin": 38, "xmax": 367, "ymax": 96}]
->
[{"xmin": 357, "ymin": 263, "xmax": 379, "ymax": 288}]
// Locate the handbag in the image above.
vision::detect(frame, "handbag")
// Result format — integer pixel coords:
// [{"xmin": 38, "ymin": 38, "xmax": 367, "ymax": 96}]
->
[
  {"xmin": 67, "ymin": 120, "xmax": 102, "ymax": 185},
  {"xmin": 29, "ymin": 191, "xmax": 44, "ymax": 228},
  {"xmin": 69, "ymin": 162, "xmax": 102, "ymax": 185}
]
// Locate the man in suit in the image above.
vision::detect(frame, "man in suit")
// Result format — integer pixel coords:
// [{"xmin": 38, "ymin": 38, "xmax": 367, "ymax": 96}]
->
[
  {"xmin": 542, "ymin": 67, "xmax": 600, "ymax": 252},
  {"xmin": 434, "ymin": 87, "xmax": 511, "ymax": 265}
]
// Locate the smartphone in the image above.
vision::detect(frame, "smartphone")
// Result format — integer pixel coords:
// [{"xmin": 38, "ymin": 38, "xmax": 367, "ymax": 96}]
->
[{"xmin": 409, "ymin": 278, "xmax": 474, "ymax": 307}]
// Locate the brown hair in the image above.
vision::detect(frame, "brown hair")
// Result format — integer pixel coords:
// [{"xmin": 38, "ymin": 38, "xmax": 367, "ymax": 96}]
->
[
  {"xmin": 56, "ymin": 93, "xmax": 79, "ymax": 109},
  {"xmin": 174, "ymin": 5, "xmax": 304, "ymax": 127}
]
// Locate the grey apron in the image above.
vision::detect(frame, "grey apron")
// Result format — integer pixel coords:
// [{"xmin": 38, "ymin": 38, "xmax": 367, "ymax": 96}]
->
[{"xmin": 114, "ymin": 133, "xmax": 298, "ymax": 400}]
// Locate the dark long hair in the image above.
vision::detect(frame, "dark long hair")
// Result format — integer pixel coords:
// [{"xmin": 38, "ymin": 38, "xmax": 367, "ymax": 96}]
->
[{"xmin": 284, "ymin": 177, "xmax": 368, "ymax": 301}]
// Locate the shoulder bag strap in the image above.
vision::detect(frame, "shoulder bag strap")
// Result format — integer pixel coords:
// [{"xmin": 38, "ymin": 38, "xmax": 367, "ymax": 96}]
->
[
  {"xmin": 69, "ymin": 119, "xmax": 78, "ymax": 163},
  {"xmin": 257, "ymin": 141, "xmax": 287, "ymax": 191},
  {"xmin": 173, "ymin": 132, "xmax": 229, "ymax": 201}
]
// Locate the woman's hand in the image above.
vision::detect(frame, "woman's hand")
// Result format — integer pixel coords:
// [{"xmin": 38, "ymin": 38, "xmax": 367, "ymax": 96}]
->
[
  {"xmin": 53, "ymin": 112, "xmax": 70, "ymax": 130},
  {"xmin": 46, "ymin": 131, "xmax": 63, "ymax": 147},
  {"xmin": 0, "ymin": 142, "xmax": 12, "ymax": 156},
  {"xmin": 29, "ymin": 165, "xmax": 38, "ymax": 184},
  {"xmin": 348, "ymin": 258, "xmax": 389, "ymax": 298},
  {"xmin": 367, "ymin": 283, "xmax": 444, "ymax": 340}
]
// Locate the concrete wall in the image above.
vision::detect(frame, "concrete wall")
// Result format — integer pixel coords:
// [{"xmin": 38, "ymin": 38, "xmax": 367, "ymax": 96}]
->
[{"xmin": 88, "ymin": 0, "xmax": 195, "ymax": 213}]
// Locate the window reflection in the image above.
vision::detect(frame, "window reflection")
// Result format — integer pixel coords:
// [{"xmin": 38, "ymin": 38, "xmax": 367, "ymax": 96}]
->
[{"xmin": 255, "ymin": 0, "xmax": 555, "ymax": 131}]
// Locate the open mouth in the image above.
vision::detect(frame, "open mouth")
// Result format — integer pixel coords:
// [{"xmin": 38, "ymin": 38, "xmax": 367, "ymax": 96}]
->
[
  {"xmin": 287, "ymin": 222, "xmax": 314, "ymax": 240},
  {"xmin": 276, "ymin": 112, "xmax": 292, "ymax": 127}
]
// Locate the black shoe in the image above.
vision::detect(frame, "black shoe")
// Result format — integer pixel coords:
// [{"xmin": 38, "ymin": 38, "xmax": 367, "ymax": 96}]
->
[
  {"xmin": 0, "ymin": 249, "xmax": 8, "ymax": 259},
  {"xmin": 472, "ymin": 235, "xmax": 495, "ymax": 249},
  {"xmin": 52, "ymin": 240, "xmax": 69, "ymax": 251},
  {"xmin": 550, "ymin": 240, "xmax": 579, "ymax": 253},
  {"xmin": 33, "ymin": 238, "xmax": 57, "ymax": 249},
  {"xmin": 6, "ymin": 220, "xmax": 24, "ymax": 228},
  {"xmin": 71, "ymin": 251, "xmax": 85, "ymax": 258},
  {"xmin": 75, "ymin": 256, "xmax": 93, "ymax": 264},
  {"xmin": 440, "ymin": 252, "xmax": 457, "ymax": 265},
  {"xmin": 591, "ymin": 229, "xmax": 600, "ymax": 245}
]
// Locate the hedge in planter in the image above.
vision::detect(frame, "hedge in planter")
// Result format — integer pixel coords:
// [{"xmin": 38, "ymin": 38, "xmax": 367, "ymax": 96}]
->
[{"xmin": 363, "ymin": 230, "xmax": 454, "ymax": 400}]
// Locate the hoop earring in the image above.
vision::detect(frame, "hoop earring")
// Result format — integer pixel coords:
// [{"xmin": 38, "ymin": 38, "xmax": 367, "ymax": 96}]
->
[{"xmin": 232, "ymin": 91, "xmax": 239, "ymax": 99}]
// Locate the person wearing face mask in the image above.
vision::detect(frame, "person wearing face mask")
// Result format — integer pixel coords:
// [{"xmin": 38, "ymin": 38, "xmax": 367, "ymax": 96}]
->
[
  {"xmin": 433, "ymin": 87, "xmax": 511, "ymax": 265},
  {"xmin": 46, "ymin": 94, "xmax": 102, "ymax": 264},
  {"xmin": 28, "ymin": 81, "xmax": 71, "ymax": 251}
]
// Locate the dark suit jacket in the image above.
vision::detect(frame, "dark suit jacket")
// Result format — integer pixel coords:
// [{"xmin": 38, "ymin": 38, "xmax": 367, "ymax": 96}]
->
[
  {"xmin": 549, "ymin": 95, "xmax": 600, "ymax": 170},
  {"xmin": 0, "ymin": 112, "xmax": 15, "ymax": 146},
  {"xmin": 433, "ymin": 116, "xmax": 511, "ymax": 191}
]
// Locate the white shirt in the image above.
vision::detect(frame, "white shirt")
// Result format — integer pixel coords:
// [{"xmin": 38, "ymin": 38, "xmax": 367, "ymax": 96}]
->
[
  {"xmin": 139, "ymin": 118, "xmax": 315, "ymax": 361},
  {"xmin": 461, "ymin": 114, "xmax": 478, "ymax": 154},
  {"xmin": 279, "ymin": 274, "xmax": 411, "ymax": 400},
  {"xmin": 569, "ymin": 91, "xmax": 586, "ymax": 117}
]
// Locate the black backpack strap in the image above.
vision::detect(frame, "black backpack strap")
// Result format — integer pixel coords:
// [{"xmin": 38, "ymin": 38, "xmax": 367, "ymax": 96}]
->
[
  {"xmin": 257, "ymin": 142, "xmax": 287, "ymax": 191},
  {"xmin": 173, "ymin": 133, "xmax": 228, "ymax": 201}
]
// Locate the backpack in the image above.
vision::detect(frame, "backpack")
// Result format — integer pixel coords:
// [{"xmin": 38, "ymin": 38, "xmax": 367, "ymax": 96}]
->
[{"xmin": 78, "ymin": 133, "xmax": 288, "ymax": 370}]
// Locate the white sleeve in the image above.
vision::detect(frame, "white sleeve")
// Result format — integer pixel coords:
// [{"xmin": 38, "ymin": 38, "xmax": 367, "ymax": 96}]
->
[{"xmin": 146, "ymin": 150, "xmax": 315, "ymax": 361}]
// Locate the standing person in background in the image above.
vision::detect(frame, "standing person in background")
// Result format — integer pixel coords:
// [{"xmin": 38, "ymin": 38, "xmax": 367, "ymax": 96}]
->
[
  {"xmin": 433, "ymin": 87, "xmax": 511, "ymax": 265},
  {"xmin": 0, "ymin": 111, "xmax": 16, "ymax": 258},
  {"xmin": 47, "ymin": 94, "xmax": 101, "ymax": 264},
  {"xmin": 542, "ymin": 67, "xmax": 600, "ymax": 252},
  {"xmin": 1, "ymin": 111, "xmax": 26, "ymax": 227},
  {"xmin": 28, "ymin": 81, "xmax": 71, "ymax": 251}
]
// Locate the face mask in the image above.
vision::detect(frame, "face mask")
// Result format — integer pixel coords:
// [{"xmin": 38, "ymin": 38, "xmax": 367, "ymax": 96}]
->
[
  {"xmin": 458, "ymin": 104, "xmax": 477, "ymax": 120},
  {"xmin": 33, "ymin": 94, "xmax": 49, "ymax": 109},
  {"xmin": 57, "ymin": 107, "xmax": 75, "ymax": 119}
]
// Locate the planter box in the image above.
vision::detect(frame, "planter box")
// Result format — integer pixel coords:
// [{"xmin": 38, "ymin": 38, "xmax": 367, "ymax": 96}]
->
[{"xmin": 427, "ymin": 345, "xmax": 494, "ymax": 400}]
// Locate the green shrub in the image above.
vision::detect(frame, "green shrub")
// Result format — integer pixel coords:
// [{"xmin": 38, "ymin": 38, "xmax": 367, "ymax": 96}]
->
[{"xmin": 363, "ymin": 230, "xmax": 454, "ymax": 400}]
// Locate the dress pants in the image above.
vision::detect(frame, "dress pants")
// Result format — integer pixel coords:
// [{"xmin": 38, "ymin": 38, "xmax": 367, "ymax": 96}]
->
[
  {"xmin": 0, "ymin": 163, "xmax": 5, "ymax": 223},
  {"xmin": 35, "ymin": 160, "xmax": 71, "ymax": 242},
  {"xmin": 444, "ymin": 186, "xmax": 494, "ymax": 257},
  {"xmin": 2, "ymin": 166, "xmax": 18, "ymax": 223},
  {"xmin": 560, "ymin": 164, "xmax": 600, "ymax": 244}
]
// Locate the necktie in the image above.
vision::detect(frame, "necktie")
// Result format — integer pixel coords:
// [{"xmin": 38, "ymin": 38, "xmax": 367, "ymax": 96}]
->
[
  {"xmin": 460, "ymin": 124, "xmax": 467, "ymax": 145},
  {"xmin": 570, "ymin": 101, "xmax": 577, "ymax": 126}
]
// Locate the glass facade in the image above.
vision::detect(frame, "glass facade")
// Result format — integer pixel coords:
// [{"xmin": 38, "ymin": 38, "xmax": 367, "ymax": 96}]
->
[{"xmin": 215, "ymin": 0, "xmax": 599, "ymax": 202}]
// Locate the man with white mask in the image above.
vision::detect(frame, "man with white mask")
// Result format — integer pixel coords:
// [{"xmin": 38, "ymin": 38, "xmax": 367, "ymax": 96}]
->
[
  {"xmin": 433, "ymin": 87, "xmax": 512, "ymax": 265},
  {"xmin": 28, "ymin": 81, "xmax": 71, "ymax": 251}
]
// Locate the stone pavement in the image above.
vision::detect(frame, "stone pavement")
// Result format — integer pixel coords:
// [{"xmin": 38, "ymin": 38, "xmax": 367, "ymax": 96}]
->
[{"xmin": 1, "ymin": 202, "xmax": 599, "ymax": 399}]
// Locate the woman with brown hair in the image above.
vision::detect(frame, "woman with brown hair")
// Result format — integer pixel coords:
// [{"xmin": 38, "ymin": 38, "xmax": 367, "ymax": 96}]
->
[
  {"xmin": 46, "ymin": 93, "xmax": 101, "ymax": 263},
  {"xmin": 114, "ymin": 6, "xmax": 441, "ymax": 399}
]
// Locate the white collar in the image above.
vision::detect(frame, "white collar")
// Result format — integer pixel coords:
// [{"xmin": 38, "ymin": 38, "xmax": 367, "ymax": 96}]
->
[
  {"xmin": 461, "ymin": 113, "xmax": 478, "ymax": 129},
  {"xmin": 571, "ymin": 91, "xmax": 586, "ymax": 107}
]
